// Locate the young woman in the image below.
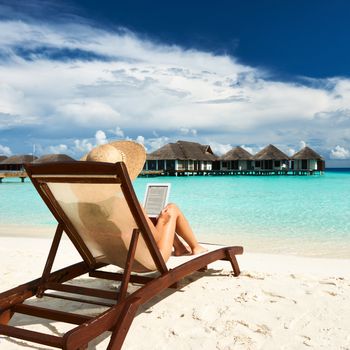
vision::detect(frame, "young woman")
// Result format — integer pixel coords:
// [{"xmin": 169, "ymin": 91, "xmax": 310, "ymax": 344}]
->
[{"xmin": 86, "ymin": 141, "xmax": 207, "ymax": 263}]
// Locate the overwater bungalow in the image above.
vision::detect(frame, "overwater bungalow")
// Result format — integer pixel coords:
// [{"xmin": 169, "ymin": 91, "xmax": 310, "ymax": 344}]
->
[
  {"xmin": 142, "ymin": 140, "xmax": 325, "ymax": 177},
  {"xmin": 291, "ymin": 146, "xmax": 325, "ymax": 173},
  {"xmin": 0, "ymin": 155, "xmax": 38, "ymax": 171},
  {"xmin": 33, "ymin": 154, "xmax": 76, "ymax": 163},
  {"xmin": 144, "ymin": 140, "xmax": 217, "ymax": 175},
  {"xmin": 219, "ymin": 146, "xmax": 254, "ymax": 171},
  {"xmin": 253, "ymin": 144, "xmax": 290, "ymax": 172}
]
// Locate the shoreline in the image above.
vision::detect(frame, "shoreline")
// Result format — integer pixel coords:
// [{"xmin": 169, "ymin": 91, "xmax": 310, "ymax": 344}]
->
[
  {"xmin": 1, "ymin": 224, "xmax": 349, "ymax": 260},
  {"xmin": 0, "ymin": 236, "xmax": 349, "ymax": 349},
  {"xmin": 1, "ymin": 236, "xmax": 349, "ymax": 279},
  {"xmin": 0, "ymin": 224, "xmax": 56, "ymax": 238}
]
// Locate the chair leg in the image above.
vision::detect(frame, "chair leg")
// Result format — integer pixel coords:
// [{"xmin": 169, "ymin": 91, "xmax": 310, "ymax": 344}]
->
[
  {"xmin": 118, "ymin": 229, "xmax": 140, "ymax": 302},
  {"xmin": 37, "ymin": 224, "xmax": 64, "ymax": 297},
  {"xmin": 0, "ymin": 309, "xmax": 14, "ymax": 325},
  {"xmin": 107, "ymin": 297, "xmax": 141, "ymax": 350},
  {"xmin": 225, "ymin": 249, "xmax": 241, "ymax": 276}
]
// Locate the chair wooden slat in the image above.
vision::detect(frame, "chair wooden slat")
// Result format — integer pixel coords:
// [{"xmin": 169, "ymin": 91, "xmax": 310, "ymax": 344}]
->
[
  {"xmin": 14, "ymin": 303, "xmax": 92, "ymax": 325},
  {"xmin": 0, "ymin": 324, "xmax": 63, "ymax": 348},
  {"xmin": 89, "ymin": 270, "xmax": 156, "ymax": 285},
  {"xmin": 42, "ymin": 292, "xmax": 115, "ymax": 307},
  {"xmin": 45, "ymin": 282, "xmax": 118, "ymax": 300}
]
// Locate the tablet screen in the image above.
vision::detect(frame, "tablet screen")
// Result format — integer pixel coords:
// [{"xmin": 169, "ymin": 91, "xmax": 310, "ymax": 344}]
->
[{"xmin": 143, "ymin": 183, "xmax": 171, "ymax": 218}]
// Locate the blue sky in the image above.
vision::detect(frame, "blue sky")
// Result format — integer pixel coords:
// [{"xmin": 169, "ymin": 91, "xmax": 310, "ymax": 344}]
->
[{"xmin": 1, "ymin": 0, "xmax": 350, "ymax": 166}]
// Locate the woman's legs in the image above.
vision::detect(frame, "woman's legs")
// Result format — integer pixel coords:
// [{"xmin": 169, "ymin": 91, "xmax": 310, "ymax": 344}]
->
[
  {"xmin": 172, "ymin": 234, "xmax": 191, "ymax": 256},
  {"xmin": 147, "ymin": 203, "xmax": 207, "ymax": 261}
]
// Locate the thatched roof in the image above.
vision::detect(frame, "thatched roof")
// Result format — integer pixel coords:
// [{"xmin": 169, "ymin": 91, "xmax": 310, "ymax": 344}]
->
[
  {"xmin": 0, "ymin": 155, "xmax": 38, "ymax": 164},
  {"xmin": 147, "ymin": 140, "xmax": 217, "ymax": 161},
  {"xmin": 0, "ymin": 156, "xmax": 8, "ymax": 162},
  {"xmin": 33, "ymin": 154, "xmax": 76, "ymax": 163},
  {"xmin": 220, "ymin": 146, "xmax": 253, "ymax": 161},
  {"xmin": 253, "ymin": 144, "xmax": 290, "ymax": 160},
  {"xmin": 291, "ymin": 146, "xmax": 324, "ymax": 160}
]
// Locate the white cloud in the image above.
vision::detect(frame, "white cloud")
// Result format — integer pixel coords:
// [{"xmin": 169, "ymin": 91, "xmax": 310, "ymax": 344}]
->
[
  {"xmin": 330, "ymin": 145, "xmax": 350, "ymax": 159},
  {"xmin": 209, "ymin": 142, "xmax": 232, "ymax": 156},
  {"xmin": 136, "ymin": 135, "xmax": 145, "ymax": 145},
  {"xmin": 72, "ymin": 130, "xmax": 109, "ymax": 156},
  {"xmin": 57, "ymin": 101, "xmax": 121, "ymax": 128},
  {"xmin": 0, "ymin": 11, "xmax": 350, "ymax": 159},
  {"xmin": 241, "ymin": 145, "xmax": 256, "ymax": 155},
  {"xmin": 95, "ymin": 130, "xmax": 107, "ymax": 145},
  {"xmin": 144, "ymin": 136, "xmax": 170, "ymax": 153},
  {"xmin": 48, "ymin": 144, "xmax": 68, "ymax": 154},
  {"xmin": 0, "ymin": 144, "xmax": 12, "ymax": 156},
  {"xmin": 179, "ymin": 127, "xmax": 197, "ymax": 136},
  {"xmin": 299, "ymin": 140, "xmax": 307, "ymax": 149},
  {"xmin": 73, "ymin": 139, "xmax": 93, "ymax": 154},
  {"xmin": 287, "ymin": 148, "xmax": 296, "ymax": 156},
  {"xmin": 110, "ymin": 126, "xmax": 124, "ymax": 137}
]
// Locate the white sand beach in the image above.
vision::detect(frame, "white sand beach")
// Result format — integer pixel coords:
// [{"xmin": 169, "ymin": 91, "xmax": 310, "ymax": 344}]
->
[{"xmin": 0, "ymin": 235, "xmax": 350, "ymax": 349}]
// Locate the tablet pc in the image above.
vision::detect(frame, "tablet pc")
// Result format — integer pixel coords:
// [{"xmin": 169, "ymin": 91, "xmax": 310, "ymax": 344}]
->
[{"xmin": 143, "ymin": 183, "xmax": 171, "ymax": 218}]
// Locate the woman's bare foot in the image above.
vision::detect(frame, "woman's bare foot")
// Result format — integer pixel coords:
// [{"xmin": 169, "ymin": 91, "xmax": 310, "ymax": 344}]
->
[
  {"xmin": 173, "ymin": 245, "xmax": 191, "ymax": 256},
  {"xmin": 191, "ymin": 244, "xmax": 208, "ymax": 255}
]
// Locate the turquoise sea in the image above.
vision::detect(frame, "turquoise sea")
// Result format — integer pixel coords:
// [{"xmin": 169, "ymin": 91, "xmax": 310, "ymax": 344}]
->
[{"xmin": 1, "ymin": 169, "xmax": 350, "ymax": 258}]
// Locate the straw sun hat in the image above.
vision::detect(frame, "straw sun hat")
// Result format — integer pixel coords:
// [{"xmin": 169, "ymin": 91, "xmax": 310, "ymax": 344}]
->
[{"xmin": 81, "ymin": 141, "xmax": 146, "ymax": 180}]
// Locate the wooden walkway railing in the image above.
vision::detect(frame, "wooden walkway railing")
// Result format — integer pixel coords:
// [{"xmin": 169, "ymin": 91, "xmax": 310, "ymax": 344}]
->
[
  {"xmin": 0, "ymin": 169, "xmax": 324, "ymax": 182},
  {"xmin": 140, "ymin": 169, "xmax": 324, "ymax": 177},
  {"xmin": 0, "ymin": 171, "xmax": 27, "ymax": 182}
]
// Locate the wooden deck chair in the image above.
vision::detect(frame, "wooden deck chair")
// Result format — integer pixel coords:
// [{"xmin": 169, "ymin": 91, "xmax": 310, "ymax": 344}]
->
[{"xmin": 0, "ymin": 161, "xmax": 243, "ymax": 349}]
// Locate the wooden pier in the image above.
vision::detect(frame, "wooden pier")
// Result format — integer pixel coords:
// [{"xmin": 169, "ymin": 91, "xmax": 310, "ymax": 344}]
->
[
  {"xmin": 140, "ymin": 169, "xmax": 324, "ymax": 177},
  {"xmin": 0, "ymin": 169, "xmax": 324, "ymax": 181},
  {"xmin": 0, "ymin": 171, "xmax": 27, "ymax": 183}
]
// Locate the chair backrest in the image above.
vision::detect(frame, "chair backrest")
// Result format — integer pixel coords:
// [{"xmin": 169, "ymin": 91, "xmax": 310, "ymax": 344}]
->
[{"xmin": 25, "ymin": 161, "xmax": 168, "ymax": 274}]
